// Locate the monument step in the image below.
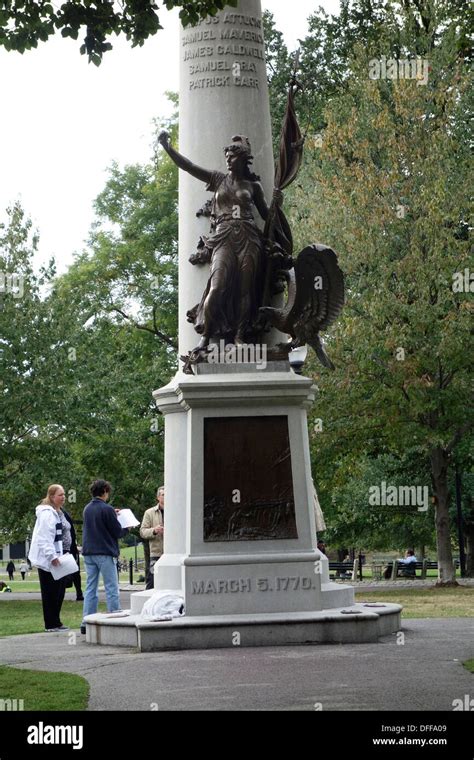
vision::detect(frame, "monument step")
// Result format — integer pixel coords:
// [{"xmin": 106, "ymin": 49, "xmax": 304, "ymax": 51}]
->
[{"xmin": 84, "ymin": 603, "xmax": 402, "ymax": 651}]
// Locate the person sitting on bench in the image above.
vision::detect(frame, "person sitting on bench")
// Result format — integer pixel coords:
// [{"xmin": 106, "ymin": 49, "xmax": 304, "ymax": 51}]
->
[
  {"xmin": 397, "ymin": 550, "xmax": 417, "ymax": 577},
  {"xmin": 383, "ymin": 550, "xmax": 417, "ymax": 579},
  {"xmin": 339, "ymin": 554, "xmax": 353, "ymax": 579}
]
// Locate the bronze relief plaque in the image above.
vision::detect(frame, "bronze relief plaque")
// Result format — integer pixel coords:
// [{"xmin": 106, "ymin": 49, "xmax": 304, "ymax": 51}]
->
[{"xmin": 203, "ymin": 416, "xmax": 297, "ymax": 542}]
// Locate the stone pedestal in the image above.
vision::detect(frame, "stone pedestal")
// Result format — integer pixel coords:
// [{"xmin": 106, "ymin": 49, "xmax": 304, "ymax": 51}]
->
[
  {"xmin": 86, "ymin": 366, "xmax": 402, "ymax": 647},
  {"xmin": 135, "ymin": 363, "xmax": 354, "ymax": 618}
]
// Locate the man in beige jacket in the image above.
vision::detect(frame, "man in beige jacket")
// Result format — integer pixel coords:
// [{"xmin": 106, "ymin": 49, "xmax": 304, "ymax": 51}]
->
[{"xmin": 140, "ymin": 486, "xmax": 164, "ymax": 590}]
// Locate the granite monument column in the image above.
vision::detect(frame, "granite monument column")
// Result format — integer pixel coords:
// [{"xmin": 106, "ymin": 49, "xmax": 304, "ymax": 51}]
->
[{"xmin": 178, "ymin": 0, "xmax": 274, "ymax": 358}]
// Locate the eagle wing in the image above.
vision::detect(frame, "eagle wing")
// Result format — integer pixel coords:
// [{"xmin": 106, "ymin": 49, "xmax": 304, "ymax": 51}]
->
[
  {"xmin": 285, "ymin": 245, "xmax": 345, "ymax": 367},
  {"xmin": 289, "ymin": 245, "xmax": 344, "ymax": 332}
]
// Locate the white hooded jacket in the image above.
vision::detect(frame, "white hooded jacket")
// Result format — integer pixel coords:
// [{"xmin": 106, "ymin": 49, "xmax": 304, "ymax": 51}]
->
[{"xmin": 28, "ymin": 504, "xmax": 63, "ymax": 572}]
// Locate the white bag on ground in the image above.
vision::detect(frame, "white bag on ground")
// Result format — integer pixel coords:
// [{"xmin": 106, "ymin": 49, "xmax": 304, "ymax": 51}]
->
[{"xmin": 141, "ymin": 591, "xmax": 185, "ymax": 621}]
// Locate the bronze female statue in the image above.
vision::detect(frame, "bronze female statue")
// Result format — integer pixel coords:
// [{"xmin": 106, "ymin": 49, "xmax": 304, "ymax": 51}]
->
[
  {"xmin": 158, "ymin": 131, "xmax": 281, "ymax": 351},
  {"xmin": 159, "ymin": 124, "xmax": 345, "ymax": 373}
]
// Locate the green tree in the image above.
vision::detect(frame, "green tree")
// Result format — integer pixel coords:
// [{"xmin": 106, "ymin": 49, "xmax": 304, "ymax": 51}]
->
[
  {"xmin": 317, "ymin": 452, "xmax": 436, "ymax": 555},
  {"xmin": 292, "ymin": 23, "xmax": 472, "ymax": 583},
  {"xmin": 266, "ymin": 1, "xmax": 472, "ymax": 155},
  {"xmin": 264, "ymin": 1, "xmax": 472, "ymax": 572},
  {"xmin": 262, "ymin": 10, "xmax": 293, "ymax": 150},
  {"xmin": 59, "ymin": 103, "xmax": 179, "ymax": 351},
  {"xmin": 451, "ymin": 438, "xmax": 473, "ymax": 577},
  {"xmin": 0, "ymin": 203, "xmax": 80, "ymax": 538},
  {"xmin": 0, "ymin": 106, "xmax": 180, "ymax": 537},
  {"xmin": 0, "ymin": 0, "xmax": 238, "ymax": 64},
  {"xmin": 50, "ymin": 109, "xmax": 180, "ymax": 527}
]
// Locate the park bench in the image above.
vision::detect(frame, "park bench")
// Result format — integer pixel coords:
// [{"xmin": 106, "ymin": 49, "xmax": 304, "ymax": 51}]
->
[
  {"xmin": 329, "ymin": 560, "xmax": 358, "ymax": 581},
  {"xmin": 379, "ymin": 559, "xmax": 459, "ymax": 580}
]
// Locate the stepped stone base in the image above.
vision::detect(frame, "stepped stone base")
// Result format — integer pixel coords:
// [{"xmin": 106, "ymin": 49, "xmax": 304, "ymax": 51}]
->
[{"xmin": 84, "ymin": 603, "xmax": 402, "ymax": 651}]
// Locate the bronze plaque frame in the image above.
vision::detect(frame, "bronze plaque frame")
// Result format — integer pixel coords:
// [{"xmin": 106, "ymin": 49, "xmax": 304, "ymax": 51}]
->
[{"xmin": 203, "ymin": 416, "xmax": 297, "ymax": 542}]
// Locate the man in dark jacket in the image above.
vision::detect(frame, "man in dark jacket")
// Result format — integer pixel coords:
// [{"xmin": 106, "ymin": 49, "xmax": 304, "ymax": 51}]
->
[{"xmin": 81, "ymin": 480, "xmax": 128, "ymax": 634}]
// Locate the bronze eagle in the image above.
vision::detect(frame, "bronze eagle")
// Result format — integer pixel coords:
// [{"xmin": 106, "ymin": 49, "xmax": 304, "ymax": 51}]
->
[{"xmin": 260, "ymin": 244, "xmax": 345, "ymax": 370}]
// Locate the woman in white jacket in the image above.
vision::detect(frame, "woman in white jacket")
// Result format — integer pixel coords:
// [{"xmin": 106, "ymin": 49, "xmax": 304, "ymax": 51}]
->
[{"xmin": 28, "ymin": 484, "xmax": 69, "ymax": 632}]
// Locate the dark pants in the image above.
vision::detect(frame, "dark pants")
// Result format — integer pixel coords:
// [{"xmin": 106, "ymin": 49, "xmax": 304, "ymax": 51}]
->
[
  {"xmin": 71, "ymin": 570, "xmax": 83, "ymax": 599},
  {"xmin": 38, "ymin": 568, "xmax": 66, "ymax": 629},
  {"xmin": 8, "ymin": 572, "xmax": 14, "ymax": 581},
  {"xmin": 64, "ymin": 551, "xmax": 83, "ymax": 600},
  {"xmin": 68, "ymin": 570, "xmax": 82, "ymax": 599},
  {"xmin": 146, "ymin": 556, "xmax": 161, "ymax": 591},
  {"xmin": 21, "ymin": 572, "xmax": 26, "ymax": 580}
]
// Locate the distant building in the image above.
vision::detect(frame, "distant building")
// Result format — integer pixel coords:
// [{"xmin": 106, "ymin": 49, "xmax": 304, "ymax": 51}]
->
[{"xmin": 0, "ymin": 541, "xmax": 29, "ymax": 561}]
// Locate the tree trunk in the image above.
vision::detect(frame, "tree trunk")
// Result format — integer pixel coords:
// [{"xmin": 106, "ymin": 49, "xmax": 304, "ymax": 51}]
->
[
  {"xmin": 416, "ymin": 545, "xmax": 425, "ymax": 561},
  {"xmin": 430, "ymin": 447, "xmax": 456, "ymax": 585},
  {"xmin": 465, "ymin": 522, "xmax": 474, "ymax": 578}
]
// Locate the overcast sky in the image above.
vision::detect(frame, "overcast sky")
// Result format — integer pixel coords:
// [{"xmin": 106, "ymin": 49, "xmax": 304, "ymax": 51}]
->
[{"xmin": 0, "ymin": 0, "xmax": 340, "ymax": 273}]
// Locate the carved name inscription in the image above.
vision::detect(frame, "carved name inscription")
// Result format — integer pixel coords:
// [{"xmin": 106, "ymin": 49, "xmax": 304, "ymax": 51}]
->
[
  {"xmin": 183, "ymin": 12, "xmax": 265, "ymax": 91},
  {"xmin": 192, "ymin": 576, "xmax": 316, "ymax": 594}
]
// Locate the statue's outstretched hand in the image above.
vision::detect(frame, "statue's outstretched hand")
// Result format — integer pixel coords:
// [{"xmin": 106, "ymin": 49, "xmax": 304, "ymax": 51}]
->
[{"xmin": 158, "ymin": 130, "xmax": 171, "ymax": 149}]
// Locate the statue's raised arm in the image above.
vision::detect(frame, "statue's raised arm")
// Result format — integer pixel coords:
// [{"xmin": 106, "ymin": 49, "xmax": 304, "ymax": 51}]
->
[{"xmin": 158, "ymin": 131, "xmax": 213, "ymax": 185}]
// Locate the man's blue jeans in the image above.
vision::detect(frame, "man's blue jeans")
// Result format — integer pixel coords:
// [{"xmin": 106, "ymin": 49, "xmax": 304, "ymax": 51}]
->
[{"xmin": 82, "ymin": 555, "xmax": 121, "ymax": 622}]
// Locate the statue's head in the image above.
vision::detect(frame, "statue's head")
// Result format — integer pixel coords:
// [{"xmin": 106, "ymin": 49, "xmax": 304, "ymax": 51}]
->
[{"xmin": 224, "ymin": 135, "xmax": 253, "ymax": 171}]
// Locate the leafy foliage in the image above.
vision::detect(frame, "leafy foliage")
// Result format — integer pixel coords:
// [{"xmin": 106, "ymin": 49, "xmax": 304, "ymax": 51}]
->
[
  {"xmin": 287, "ymin": 3, "xmax": 472, "ymax": 577},
  {"xmin": 262, "ymin": 10, "xmax": 293, "ymax": 151},
  {"xmin": 0, "ymin": 204, "xmax": 76, "ymax": 538},
  {"xmin": 0, "ymin": 0, "xmax": 238, "ymax": 65},
  {"xmin": 0, "ymin": 105, "xmax": 179, "ymax": 538}
]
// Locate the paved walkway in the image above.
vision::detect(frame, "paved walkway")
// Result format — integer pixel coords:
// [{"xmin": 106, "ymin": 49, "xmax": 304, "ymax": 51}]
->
[{"xmin": 0, "ymin": 618, "xmax": 472, "ymax": 711}]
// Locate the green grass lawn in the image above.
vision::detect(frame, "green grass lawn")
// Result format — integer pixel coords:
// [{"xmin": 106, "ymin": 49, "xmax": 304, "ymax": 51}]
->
[
  {"xmin": 0, "ymin": 600, "xmax": 107, "ymax": 637},
  {"xmin": 1, "ymin": 567, "xmax": 145, "ymax": 592},
  {"xmin": 353, "ymin": 568, "xmax": 453, "ymax": 579},
  {"xmin": 355, "ymin": 587, "xmax": 474, "ymax": 617},
  {"xmin": 120, "ymin": 544, "xmax": 145, "ymax": 561},
  {"xmin": 1, "ymin": 579, "xmax": 43, "ymax": 592},
  {"xmin": 0, "ymin": 665, "xmax": 89, "ymax": 710},
  {"xmin": 463, "ymin": 660, "xmax": 474, "ymax": 674}
]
